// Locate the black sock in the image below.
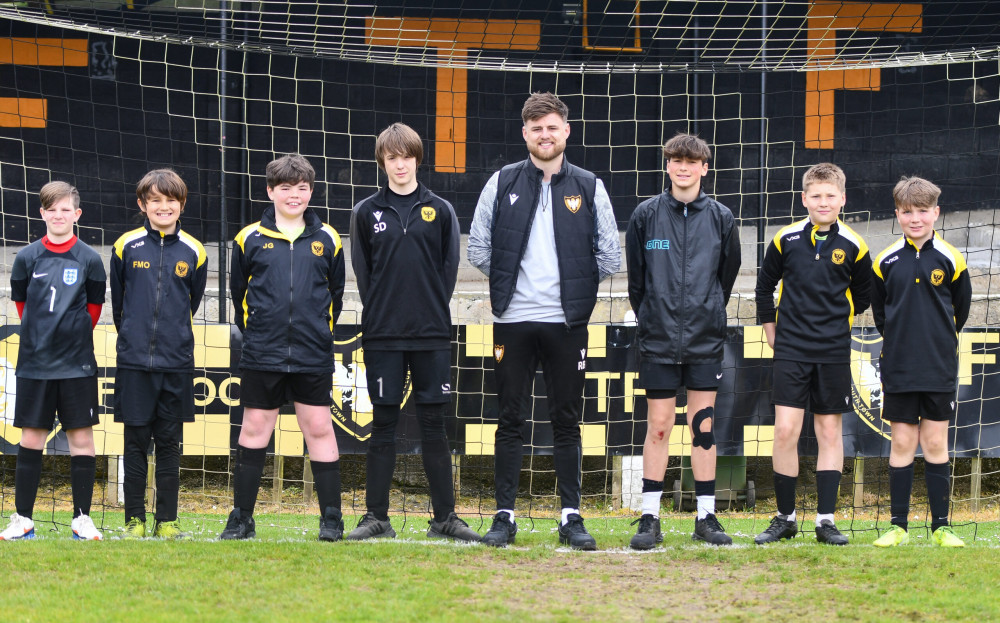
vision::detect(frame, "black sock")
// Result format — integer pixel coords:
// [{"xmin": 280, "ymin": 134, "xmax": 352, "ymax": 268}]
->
[
  {"xmin": 925, "ymin": 460, "xmax": 951, "ymax": 532},
  {"xmin": 641, "ymin": 478, "xmax": 664, "ymax": 493},
  {"xmin": 694, "ymin": 479, "xmax": 715, "ymax": 497},
  {"xmin": 70, "ymin": 455, "xmax": 97, "ymax": 518},
  {"xmin": 14, "ymin": 447, "xmax": 43, "ymax": 520},
  {"xmin": 774, "ymin": 472, "xmax": 797, "ymax": 517},
  {"xmin": 366, "ymin": 443, "xmax": 395, "ymax": 520},
  {"xmin": 888, "ymin": 462, "xmax": 914, "ymax": 530},
  {"xmin": 421, "ymin": 438, "xmax": 455, "ymax": 522},
  {"xmin": 311, "ymin": 459, "xmax": 342, "ymax": 518},
  {"xmin": 232, "ymin": 444, "xmax": 266, "ymax": 515},
  {"xmin": 815, "ymin": 470, "xmax": 842, "ymax": 516}
]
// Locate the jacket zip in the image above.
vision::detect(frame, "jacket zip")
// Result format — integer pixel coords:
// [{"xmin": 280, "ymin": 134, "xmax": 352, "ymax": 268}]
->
[
  {"xmin": 148, "ymin": 235, "xmax": 164, "ymax": 369},
  {"xmin": 507, "ymin": 174, "xmax": 543, "ymax": 315},
  {"xmin": 287, "ymin": 238, "xmax": 294, "ymax": 372},
  {"xmin": 677, "ymin": 201, "xmax": 689, "ymax": 362}
]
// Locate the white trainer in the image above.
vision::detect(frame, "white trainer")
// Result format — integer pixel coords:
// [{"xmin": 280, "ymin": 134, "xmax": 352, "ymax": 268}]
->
[
  {"xmin": 0, "ymin": 513, "xmax": 36, "ymax": 540},
  {"xmin": 71, "ymin": 514, "xmax": 103, "ymax": 541}
]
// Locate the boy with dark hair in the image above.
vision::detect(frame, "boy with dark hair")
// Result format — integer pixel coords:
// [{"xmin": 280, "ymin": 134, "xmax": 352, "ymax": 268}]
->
[
  {"xmin": 872, "ymin": 176, "xmax": 971, "ymax": 548},
  {"xmin": 347, "ymin": 123, "xmax": 478, "ymax": 542},
  {"xmin": 468, "ymin": 91, "xmax": 621, "ymax": 549},
  {"xmin": 1, "ymin": 181, "xmax": 106, "ymax": 541},
  {"xmin": 110, "ymin": 168, "xmax": 207, "ymax": 539},
  {"xmin": 625, "ymin": 132, "xmax": 741, "ymax": 548},
  {"xmin": 222, "ymin": 153, "xmax": 346, "ymax": 541},
  {"xmin": 754, "ymin": 162, "xmax": 872, "ymax": 546}
]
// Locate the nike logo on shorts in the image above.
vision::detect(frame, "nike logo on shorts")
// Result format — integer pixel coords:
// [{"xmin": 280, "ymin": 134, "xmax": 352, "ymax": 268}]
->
[{"xmin": 715, "ymin": 372, "xmax": 723, "ymax": 379}]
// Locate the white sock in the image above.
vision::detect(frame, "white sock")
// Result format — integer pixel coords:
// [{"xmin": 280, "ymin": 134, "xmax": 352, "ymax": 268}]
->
[
  {"xmin": 696, "ymin": 495, "xmax": 715, "ymax": 520},
  {"xmin": 641, "ymin": 491, "xmax": 662, "ymax": 518},
  {"xmin": 561, "ymin": 508, "xmax": 580, "ymax": 525},
  {"xmin": 498, "ymin": 509, "xmax": 515, "ymax": 525},
  {"xmin": 816, "ymin": 513, "xmax": 834, "ymax": 527},
  {"xmin": 781, "ymin": 510, "xmax": 797, "ymax": 522}
]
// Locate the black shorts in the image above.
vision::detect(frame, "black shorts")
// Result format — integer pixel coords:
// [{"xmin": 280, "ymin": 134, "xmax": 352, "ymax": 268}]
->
[
  {"xmin": 363, "ymin": 349, "xmax": 451, "ymax": 406},
  {"xmin": 239, "ymin": 369, "xmax": 332, "ymax": 409},
  {"xmin": 637, "ymin": 361, "xmax": 723, "ymax": 392},
  {"xmin": 114, "ymin": 369, "xmax": 195, "ymax": 425},
  {"xmin": 771, "ymin": 359, "xmax": 852, "ymax": 413},
  {"xmin": 882, "ymin": 392, "xmax": 956, "ymax": 424},
  {"xmin": 13, "ymin": 375, "xmax": 100, "ymax": 430}
]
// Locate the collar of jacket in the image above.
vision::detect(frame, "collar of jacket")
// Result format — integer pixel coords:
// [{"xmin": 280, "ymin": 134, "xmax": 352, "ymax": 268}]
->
[
  {"xmin": 662, "ymin": 184, "xmax": 711, "ymax": 213},
  {"xmin": 803, "ymin": 217, "xmax": 840, "ymax": 244},
  {"xmin": 370, "ymin": 181, "xmax": 434, "ymax": 209},
  {"xmin": 516, "ymin": 154, "xmax": 574, "ymax": 183},
  {"xmin": 144, "ymin": 218, "xmax": 182, "ymax": 242},
  {"xmin": 905, "ymin": 232, "xmax": 938, "ymax": 251},
  {"xmin": 259, "ymin": 206, "xmax": 323, "ymax": 239}
]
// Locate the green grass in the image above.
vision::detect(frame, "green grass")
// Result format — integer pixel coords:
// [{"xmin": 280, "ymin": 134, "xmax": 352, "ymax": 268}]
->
[{"xmin": 1, "ymin": 513, "xmax": 999, "ymax": 622}]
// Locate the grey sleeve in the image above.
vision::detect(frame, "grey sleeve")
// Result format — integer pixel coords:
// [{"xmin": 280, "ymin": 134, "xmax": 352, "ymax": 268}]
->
[
  {"xmin": 467, "ymin": 171, "xmax": 500, "ymax": 277},
  {"xmin": 594, "ymin": 178, "xmax": 621, "ymax": 281}
]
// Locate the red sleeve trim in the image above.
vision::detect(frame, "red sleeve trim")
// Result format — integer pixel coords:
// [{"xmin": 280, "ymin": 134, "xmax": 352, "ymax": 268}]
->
[
  {"xmin": 88, "ymin": 303, "xmax": 102, "ymax": 328},
  {"xmin": 16, "ymin": 301, "xmax": 25, "ymax": 319}
]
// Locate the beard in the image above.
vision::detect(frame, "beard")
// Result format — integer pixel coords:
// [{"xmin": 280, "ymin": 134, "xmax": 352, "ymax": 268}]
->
[{"xmin": 527, "ymin": 140, "xmax": 566, "ymax": 162}]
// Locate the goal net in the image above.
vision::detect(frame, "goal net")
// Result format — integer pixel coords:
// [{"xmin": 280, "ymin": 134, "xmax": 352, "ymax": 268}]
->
[{"xmin": 1, "ymin": 0, "xmax": 998, "ymax": 540}]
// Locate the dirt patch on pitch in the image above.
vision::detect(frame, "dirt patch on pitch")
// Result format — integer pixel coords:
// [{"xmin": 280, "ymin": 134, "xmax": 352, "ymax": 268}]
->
[{"xmin": 454, "ymin": 551, "xmax": 831, "ymax": 621}]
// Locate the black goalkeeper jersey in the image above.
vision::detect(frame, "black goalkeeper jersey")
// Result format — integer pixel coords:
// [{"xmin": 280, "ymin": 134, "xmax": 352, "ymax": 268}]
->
[{"xmin": 10, "ymin": 237, "xmax": 106, "ymax": 379}]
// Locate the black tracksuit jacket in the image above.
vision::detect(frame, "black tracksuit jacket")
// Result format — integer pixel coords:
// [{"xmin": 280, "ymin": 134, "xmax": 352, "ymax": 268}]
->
[
  {"xmin": 872, "ymin": 233, "xmax": 972, "ymax": 393},
  {"xmin": 755, "ymin": 218, "xmax": 872, "ymax": 364},
  {"xmin": 110, "ymin": 220, "xmax": 208, "ymax": 371},
  {"xmin": 231, "ymin": 207, "xmax": 345, "ymax": 373},
  {"xmin": 626, "ymin": 187, "xmax": 741, "ymax": 363},
  {"xmin": 349, "ymin": 183, "xmax": 460, "ymax": 351}
]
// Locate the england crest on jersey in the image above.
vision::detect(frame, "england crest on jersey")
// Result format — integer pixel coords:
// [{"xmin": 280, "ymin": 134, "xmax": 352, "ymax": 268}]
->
[{"xmin": 63, "ymin": 268, "xmax": 78, "ymax": 285}]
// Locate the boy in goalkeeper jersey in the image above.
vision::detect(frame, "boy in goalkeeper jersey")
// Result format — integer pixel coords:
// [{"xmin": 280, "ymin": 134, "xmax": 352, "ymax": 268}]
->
[
  {"xmin": 347, "ymin": 123, "xmax": 478, "ymax": 543},
  {"xmin": 1, "ymin": 181, "xmax": 106, "ymax": 541},
  {"xmin": 871, "ymin": 176, "xmax": 971, "ymax": 548},
  {"xmin": 111, "ymin": 169, "xmax": 207, "ymax": 539}
]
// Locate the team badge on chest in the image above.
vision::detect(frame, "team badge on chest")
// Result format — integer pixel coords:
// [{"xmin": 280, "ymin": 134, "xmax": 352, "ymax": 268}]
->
[
  {"xmin": 175, "ymin": 261, "xmax": 189, "ymax": 278},
  {"xmin": 831, "ymin": 249, "xmax": 846, "ymax": 265},
  {"xmin": 930, "ymin": 268, "xmax": 945, "ymax": 286},
  {"xmin": 312, "ymin": 241, "xmax": 324, "ymax": 256},
  {"xmin": 421, "ymin": 206, "xmax": 436, "ymax": 222},
  {"xmin": 62, "ymin": 268, "xmax": 78, "ymax": 285},
  {"xmin": 564, "ymin": 195, "xmax": 582, "ymax": 213}
]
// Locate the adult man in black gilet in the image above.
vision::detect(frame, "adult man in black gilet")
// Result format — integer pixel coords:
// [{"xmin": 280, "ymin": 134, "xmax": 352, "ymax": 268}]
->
[{"xmin": 468, "ymin": 92, "xmax": 621, "ymax": 550}]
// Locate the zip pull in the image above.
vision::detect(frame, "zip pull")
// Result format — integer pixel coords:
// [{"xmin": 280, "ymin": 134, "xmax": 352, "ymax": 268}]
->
[
  {"xmin": 815, "ymin": 252, "xmax": 820, "ymax": 260},
  {"xmin": 915, "ymin": 250, "xmax": 920, "ymax": 259},
  {"xmin": 684, "ymin": 205, "xmax": 688, "ymax": 217}
]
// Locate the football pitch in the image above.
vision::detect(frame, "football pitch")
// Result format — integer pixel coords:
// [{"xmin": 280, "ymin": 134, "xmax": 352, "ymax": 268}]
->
[{"xmin": 1, "ymin": 513, "xmax": 998, "ymax": 622}]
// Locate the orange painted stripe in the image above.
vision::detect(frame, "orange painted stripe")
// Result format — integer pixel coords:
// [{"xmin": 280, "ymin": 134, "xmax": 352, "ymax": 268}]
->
[
  {"xmin": 367, "ymin": 17, "xmax": 539, "ymax": 173},
  {"xmin": 0, "ymin": 38, "xmax": 88, "ymax": 66},
  {"xmin": 367, "ymin": 17, "xmax": 539, "ymax": 52},
  {"xmin": 0, "ymin": 98, "xmax": 47, "ymax": 128},
  {"xmin": 436, "ymin": 64, "xmax": 469, "ymax": 173},
  {"xmin": 804, "ymin": 2, "xmax": 921, "ymax": 148}
]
